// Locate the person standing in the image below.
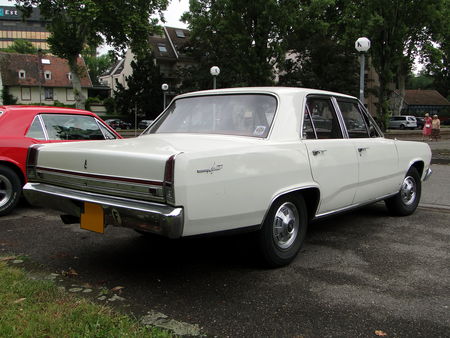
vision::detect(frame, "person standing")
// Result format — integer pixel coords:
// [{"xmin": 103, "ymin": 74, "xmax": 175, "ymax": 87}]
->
[
  {"xmin": 422, "ymin": 113, "xmax": 432, "ymax": 141},
  {"xmin": 431, "ymin": 114, "xmax": 441, "ymax": 141}
]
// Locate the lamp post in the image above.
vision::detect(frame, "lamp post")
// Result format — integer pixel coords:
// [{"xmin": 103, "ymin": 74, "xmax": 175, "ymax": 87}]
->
[
  {"xmin": 210, "ymin": 66, "xmax": 220, "ymax": 89},
  {"xmin": 161, "ymin": 83, "xmax": 169, "ymax": 109},
  {"xmin": 355, "ymin": 37, "xmax": 371, "ymax": 103}
]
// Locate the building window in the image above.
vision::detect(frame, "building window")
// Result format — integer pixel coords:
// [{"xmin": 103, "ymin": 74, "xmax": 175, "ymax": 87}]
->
[
  {"xmin": 44, "ymin": 87, "xmax": 53, "ymax": 100},
  {"xmin": 158, "ymin": 43, "xmax": 168, "ymax": 53},
  {"xmin": 44, "ymin": 71, "xmax": 52, "ymax": 80},
  {"xmin": 67, "ymin": 73, "xmax": 72, "ymax": 80},
  {"xmin": 21, "ymin": 87, "xmax": 31, "ymax": 101},
  {"xmin": 66, "ymin": 88, "xmax": 75, "ymax": 101},
  {"xmin": 18, "ymin": 70, "xmax": 26, "ymax": 79},
  {"xmin": 175, "ymin": 29, "xmax": 185, "ymax": 38}
]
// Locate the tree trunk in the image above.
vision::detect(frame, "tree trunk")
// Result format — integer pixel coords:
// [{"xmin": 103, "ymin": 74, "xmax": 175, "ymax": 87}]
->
[{"xmin": 68, "ymin": 55, "xmax": 86, "ymax": 110}]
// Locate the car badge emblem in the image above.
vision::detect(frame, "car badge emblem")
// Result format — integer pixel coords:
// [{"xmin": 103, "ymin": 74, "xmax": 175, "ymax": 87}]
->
[
  {"xmin": 84, "ymin": 160, "xmax": 88, "ymax": 170},
  {"xmin": 197, "ymin": 163, "xmax": 223, "ymax": 174}
]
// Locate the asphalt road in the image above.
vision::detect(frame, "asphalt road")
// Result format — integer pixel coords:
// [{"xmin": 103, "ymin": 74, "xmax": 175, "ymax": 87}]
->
[{"xmin": 1, "ymin": 166, "xmax": 449, "ymax": 337}]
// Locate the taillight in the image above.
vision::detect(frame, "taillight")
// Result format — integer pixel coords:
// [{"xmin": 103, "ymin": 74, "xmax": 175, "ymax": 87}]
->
[
  {"xmin": 26, "ymin": 144, "xmax": 43, "ymax": 181},
  {"xmin": 164, "ymin": 155, "xmax": 176, "ymax": 205}
]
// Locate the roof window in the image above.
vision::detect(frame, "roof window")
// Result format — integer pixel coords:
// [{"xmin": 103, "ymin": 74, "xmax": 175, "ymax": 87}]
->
[
  {"xmin": 44, "ymin": 71, "xmax": 52, "ymax": 80},
  {"xmin": 18, "ymin": 70, "xmax": 26, "ymax": 79},
  {"xmin": 175, "ymin": 29, "xmax": 185, "ymax": 38},
  {"xmin": 67, "ymin": 72, "xmax": 72, "ymax": 80},
  {"xmin": 158, "ymin": 44, "xmax": 168, "ymax": 53},
  {"xmin": 41, "ymin": 59, "xmax": 51, "ymax": 64}
]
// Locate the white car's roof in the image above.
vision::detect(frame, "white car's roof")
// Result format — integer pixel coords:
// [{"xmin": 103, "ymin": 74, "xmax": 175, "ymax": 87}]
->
[{"xmin": 175, "ymin": 87, "xmax": 357, "ymax": 100}]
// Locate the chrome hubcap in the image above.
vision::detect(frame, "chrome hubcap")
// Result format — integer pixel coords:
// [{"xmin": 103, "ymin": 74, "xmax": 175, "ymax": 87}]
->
[
  {"xmin": 272, "ymin": 202, "xmax": 299, "ymax": 250},
  {"xmin": 401, "ymin": 176, "xmax": 416, "ymax": 206},
  {"xmin": 0, "ymin": 174, "xmax": 13, "ymax": 208}
]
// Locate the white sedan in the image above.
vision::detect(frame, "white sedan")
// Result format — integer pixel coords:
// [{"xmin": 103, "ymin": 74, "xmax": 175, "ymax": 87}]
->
[{"xmin": 23, "ymin": 87, "xmax": 432, "ymax": 267}]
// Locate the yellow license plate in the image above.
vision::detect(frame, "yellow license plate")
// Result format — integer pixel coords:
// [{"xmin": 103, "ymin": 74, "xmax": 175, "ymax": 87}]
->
[{"xmin": 80, "ymin": 202, "xmax": 104, "ymax": 233}]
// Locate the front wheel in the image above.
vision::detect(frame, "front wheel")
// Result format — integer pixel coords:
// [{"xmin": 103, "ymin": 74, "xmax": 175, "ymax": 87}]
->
[
  {"xmin": 258, "ymin": 195, "xmax": 308, "ymax": 268},
  {"xmin": 385, "ymin": 167, "xmax": 421, "ymax": 216},
  {"xmin": 0, "ymin": 166, "xmax": 22, "ymax": 216}
]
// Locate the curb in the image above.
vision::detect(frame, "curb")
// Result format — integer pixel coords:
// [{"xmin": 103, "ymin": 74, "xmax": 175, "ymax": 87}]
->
[{"xmin": 418, "ymin": 203, "xmax": 450, "ymax": 213}]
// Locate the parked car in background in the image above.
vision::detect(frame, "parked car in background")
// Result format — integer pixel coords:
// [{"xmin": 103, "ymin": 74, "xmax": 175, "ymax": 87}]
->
[
  {"xmin": 105, "ymin": 119, "xmax": 131, "ymax": 130},
  {"xmin": 416, "ymin": 117, "xmax": 425, "ymax": 129},
  {"xmin": 138, "ymin": 119, "xmax": 154, "ymax": 129},
  {"xmin": 0, "ymin": 106, "xmax": 121, "ymax": 216},
  {"xmin": 388, "ymin": 115, "xmax": 417, "ymax": 129},
  {"xmin": 23, "ymin": 88, "xmax": 432, "ymax": 267}
]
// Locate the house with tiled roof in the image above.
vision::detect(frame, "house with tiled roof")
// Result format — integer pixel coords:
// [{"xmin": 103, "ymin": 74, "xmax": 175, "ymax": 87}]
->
[
  {"xmin": 401, "ymin": 89, "xmax": 450, "ymax": 117},
  {"xmin": 99, "ymin": 26, "xmax": 194, "ymax": 96},
  {"xmin": 0, "ymin": 52, "xmax": 92, "ymax": 105}
]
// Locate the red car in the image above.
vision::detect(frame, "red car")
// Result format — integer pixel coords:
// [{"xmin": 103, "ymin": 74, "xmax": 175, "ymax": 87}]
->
[{"xmin": 0, "ymin": 106, "xmax": 122, "ymax": 216}]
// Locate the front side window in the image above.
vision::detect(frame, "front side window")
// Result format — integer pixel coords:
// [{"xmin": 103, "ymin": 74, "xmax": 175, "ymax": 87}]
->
[
  {"xmin": 146, "ymin": 94, "xmax": 277, "ymax": 138},
  {"xmin": 306, "ymin": 97, "xmax": 343, "ymax": 139},
  {"xmin": 40, "ymin": 114, "xmax": 106, "ymax": 140},
  {"xmin": 337, "ymin": 100, "xmax": 370, "ymax": 138},
  {"xmin": 97, "ymin": 120, "xmax": 117, "ymax": 140}
]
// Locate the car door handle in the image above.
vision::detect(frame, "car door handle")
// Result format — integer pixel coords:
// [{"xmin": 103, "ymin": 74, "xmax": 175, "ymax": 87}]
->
[
  {"xmin": 358, "ymin": 147, "xmax": 369, "ymax": 154},
  {"xmin": 312, "ymin": 150, "xmax": 327, "ymax": 156}
]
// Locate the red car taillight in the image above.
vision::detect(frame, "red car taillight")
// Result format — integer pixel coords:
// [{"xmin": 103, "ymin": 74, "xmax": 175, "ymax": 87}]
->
[
  {"xmin": 164, "ymin": 155, "xmax": 176, "ymax": 205},
  {"xmin": 26, "ymin": 144, "xmax": 43, "ymax": 181}
]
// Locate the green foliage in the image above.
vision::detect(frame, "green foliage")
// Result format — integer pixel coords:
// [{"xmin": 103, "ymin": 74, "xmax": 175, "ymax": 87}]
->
[
  {"xmin": 1, "ymin": 39, "xmax": 38, "ymax": 54},
  {"xmin": 0, "ymin": 261, "xmax": 171, "ymax": 337},
  {"xmin": 84, "ymin": 97, "xmax": 102, "ymax": 111},
  {"xmin": 113, "ymin": 52, "xmax": 164, "ymax": 119},
  {"xmin": 407, "ymin": 74, "xmax": 434, "ymax": 90},
  {"xmin": 278, "ymin": 0, "xmax": 359, "ymax": 96},
  {"xmin": 1, "ymin": 87, "xmax": 18, "ymax": 105},
  {"xmin": 103, "ymin": 97, "xmax": 117, "ymax": 114},
  {"xmin": 82, "ymin": 49, "xmax": 116, "ymax": 85},
  {"xmin": 179, "ymin": 0, "xmax": 297, "ymax": 90}
]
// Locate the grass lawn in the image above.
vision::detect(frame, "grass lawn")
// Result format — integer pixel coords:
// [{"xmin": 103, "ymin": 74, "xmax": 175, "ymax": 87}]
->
[{"xmin": 0, "ymin": 261, "xmax": 170, "ymax": 337}]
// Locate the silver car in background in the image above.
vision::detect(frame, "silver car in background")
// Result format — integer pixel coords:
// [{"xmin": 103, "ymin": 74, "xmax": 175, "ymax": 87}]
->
[{"xmin": 388, "ymin": 116, "xmax": 417, "ymax": 129}]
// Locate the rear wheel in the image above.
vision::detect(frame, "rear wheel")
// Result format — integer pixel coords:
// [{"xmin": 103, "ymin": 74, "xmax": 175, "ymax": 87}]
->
[
  {"xmin": 0, "ymin": 166, "xmax": 22, "ymax": 216},
  {"xmin": 385, "ymin": 167, "xmax": 421, "ymax": 216},
  {"xmin": 258, "ymin": 195, "xmax": 308, "ymax": 268}
]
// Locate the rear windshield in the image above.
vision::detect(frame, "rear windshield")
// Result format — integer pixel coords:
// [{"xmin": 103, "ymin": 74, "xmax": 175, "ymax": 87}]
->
[{"xmin": 145, "ymin": 94, "xmax": 277, "ymax": 138}]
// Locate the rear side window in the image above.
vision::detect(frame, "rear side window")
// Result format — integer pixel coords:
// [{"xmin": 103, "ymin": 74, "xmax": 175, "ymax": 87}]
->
[
  {"xmin": 337, "ymin": 100, "xmax": 370, "ymax": 138},
  {"xmin": 26, "ymin": 116, "xmax": 46, "ymax": 140},
  {"xmin": 306, "ymin": 97, "xmax": 343, "ymax": 139},
  {"xmin": 40, "ymin": 114, "xmax": 106, "ymax": 140}
]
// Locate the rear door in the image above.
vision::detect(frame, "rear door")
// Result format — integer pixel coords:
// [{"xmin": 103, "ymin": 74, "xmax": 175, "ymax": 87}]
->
[{"xmin": 302, "ymin": 96, "xmax": 358, "ymax": 215}]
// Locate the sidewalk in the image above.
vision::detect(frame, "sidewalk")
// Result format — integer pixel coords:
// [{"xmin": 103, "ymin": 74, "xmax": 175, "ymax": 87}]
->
[{"xmin": 420, "ymin": 164, "xmax": 450, "ymax": 210}]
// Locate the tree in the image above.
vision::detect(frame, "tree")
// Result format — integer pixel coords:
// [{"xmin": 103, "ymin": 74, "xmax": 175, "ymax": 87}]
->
[
  {"xmin": 357, "ymin": 0, "xmax": 446, "ymax": 128},
  {"xmin": 180, "ymin": 0, "xmax": 297, "ymax": 90},
  {"xmin": 278, "ymin": 0, "xmax": 360, "ymax": 96},
  {"xmin": 82, "ymin": 48, "xmax": 116, "ymax": 85},
  {"xmin": 16, "ymin": 0, "xmax": 169, "ymax": 109},
  {"xmin": 114, "ymin": 52, "xmax": 164, "ymax": 119},
  {"xmin": 1, "ymin": 39, "xmax": 38, "ymax": 54}
]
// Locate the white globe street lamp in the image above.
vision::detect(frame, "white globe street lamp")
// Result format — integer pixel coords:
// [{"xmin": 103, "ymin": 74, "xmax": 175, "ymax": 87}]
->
[
  {"xmin": 355, "ymin": 37, "xmax": 371, "ymax": 103},
  {"xmin": 210, "ymin": 66, "xmax": 220, "ymax": 89},
  {"xmin": 161, "ymin": 83, "xmax": 169, "ymax": 109}
]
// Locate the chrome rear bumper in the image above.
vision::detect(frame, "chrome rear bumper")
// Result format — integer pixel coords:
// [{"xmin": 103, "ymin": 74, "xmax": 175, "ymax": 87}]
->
[{"xmin": 23, "ymin": 183, "xmax": 184, "ymax": 238}]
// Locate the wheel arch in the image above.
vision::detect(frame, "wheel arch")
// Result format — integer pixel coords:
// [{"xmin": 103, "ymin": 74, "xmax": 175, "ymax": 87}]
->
[
  {"xmin": 0, "ymin": 160, "xmax": 25, "ymax": 185},
  {"xmin": 261, "ymin": 187, "xmax": 320, "ymax": 227},
  {"xmin": 410, "ymin": 160, "xmax": 424, "ymax": 178}
]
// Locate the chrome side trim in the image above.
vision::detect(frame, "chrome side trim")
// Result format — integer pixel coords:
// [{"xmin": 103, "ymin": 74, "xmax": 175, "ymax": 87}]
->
[
  {"xmin": 23, "ymin": 183, "xmax": 184, "ymax": 238},
  {"xmin": 423, "ymin": 168, "xmax": 432, "ymax": 182},
  {"xmin": 314, "ymin": 191, "xmax": 397, "ymax": 219}
]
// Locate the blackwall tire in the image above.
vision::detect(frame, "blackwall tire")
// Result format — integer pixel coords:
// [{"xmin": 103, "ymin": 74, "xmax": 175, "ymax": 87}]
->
[
  {"xmin": 385, "ymin": 167, "xmax": 421, "ymax": 216},
  {"xmin": 0, "ymin": 166, "xmax": 22, "ymax": 216},
  {"xmin": 258, "ymin": 195, "xmax": 308, "ymax": 268}
]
